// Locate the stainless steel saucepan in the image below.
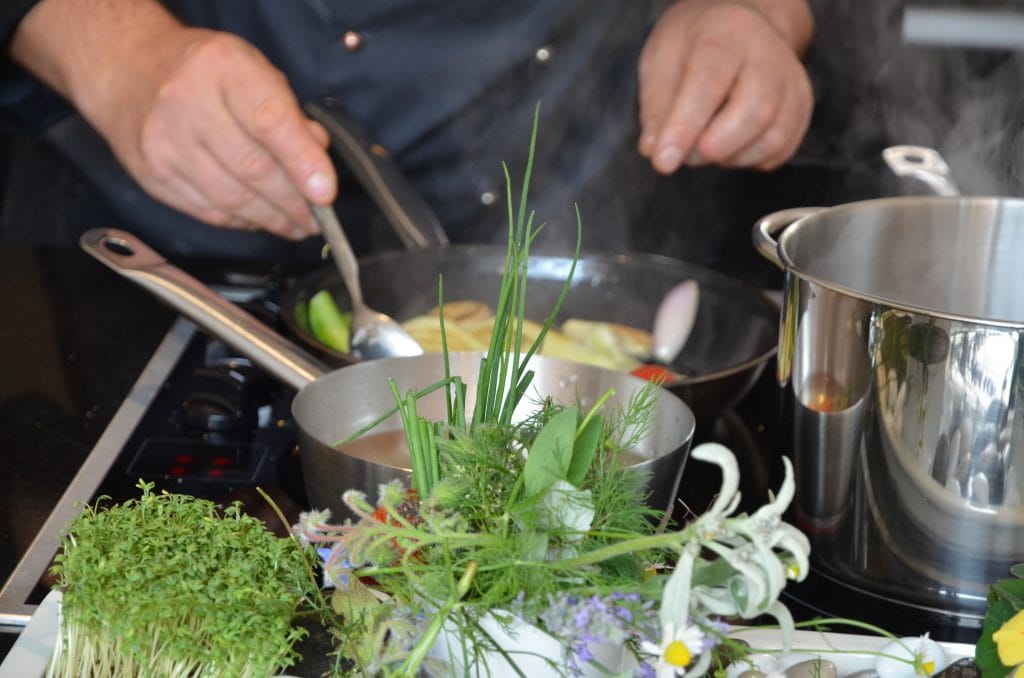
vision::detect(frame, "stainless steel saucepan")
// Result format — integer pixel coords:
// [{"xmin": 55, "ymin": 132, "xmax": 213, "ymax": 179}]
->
[{"xmin": 80, "ymin": 228, "xmax": 696, "ymax": 524}]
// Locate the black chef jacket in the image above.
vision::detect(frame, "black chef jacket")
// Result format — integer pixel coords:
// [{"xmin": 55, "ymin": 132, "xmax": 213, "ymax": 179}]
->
[{"xmin": 2, "ymin": 1, "xmax": 661, "ymax": 261}]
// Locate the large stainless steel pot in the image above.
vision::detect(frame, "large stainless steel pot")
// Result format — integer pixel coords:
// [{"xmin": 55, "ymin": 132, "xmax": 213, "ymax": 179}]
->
[{"xmin": 754, "ymin": 197, "xmax": 1024, "ymax": 625}]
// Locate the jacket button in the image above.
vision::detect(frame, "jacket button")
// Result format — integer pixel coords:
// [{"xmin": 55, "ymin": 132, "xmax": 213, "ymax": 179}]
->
[
  {"xmin": 535, "ymin": 45, "xmax": 553, "ymax": 62},
  {"xmin": 342, "ymin": 31, "xmax": 364, "ymax": 52}
]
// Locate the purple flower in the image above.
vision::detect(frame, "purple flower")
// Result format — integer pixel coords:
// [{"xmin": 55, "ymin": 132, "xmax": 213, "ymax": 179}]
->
[
  {"xmin": 634, "ymin": 662, "xmax": 657, "ymax": 678},
  {"xmin": 534, "ymin": 591, "xmax": 659, "ymax": 676}
]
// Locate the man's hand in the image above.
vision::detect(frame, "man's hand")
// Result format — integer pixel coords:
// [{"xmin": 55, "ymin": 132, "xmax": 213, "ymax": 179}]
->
[
  {"xmin": 10, "ymin": 0, "xmax": 336, "ymax": 240},
  {"xmin": 638, "ymin": 0, "xmax": 814, "ymax": 174}
]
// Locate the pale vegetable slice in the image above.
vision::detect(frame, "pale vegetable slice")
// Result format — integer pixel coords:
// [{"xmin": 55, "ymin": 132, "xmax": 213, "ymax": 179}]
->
[
  {"xmin": 652, "ymin": 280, "xmax": 700, "ymax": 365},
  {"xmin": 561, "ymin": 318, "xmax": 654, "ymax": 361},
  {"xmin": 428, "ymin": 300, "xmax": 493, "ymax": 325},
  {"xmin": 402, "ymin": 315, "xmax": 489, "ymax": 353},
  {"xmin": 399, "ymin": 303, "xmax": 649, "ymax": 372}
]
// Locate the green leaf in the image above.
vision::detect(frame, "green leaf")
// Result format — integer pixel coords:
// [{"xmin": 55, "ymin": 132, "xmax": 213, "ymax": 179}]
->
[
  {"xmin": 994, "ymin": 578, "xmax": 1024, "ymax": 609},
  {"xmin": 520, "ymin": 531, "xmax": 550, "ymax": 562},
  {"xmin": 977, "ymin": 598, "xmax": 1016, "ymax": 677},
  {"xmin": 523, "ymin": 407, "xmax": 577, "ymax": 497},
  {"xmin": 1011, "ymin": 563, "xmax": 1024, "ymax": 579},
  {"xmin": 566, "ymin": 415, "xmax": 602, "ymax": 486},
  {"xmin": 331, "ymin": 577, "xmax": 381, "ymax": 622}
]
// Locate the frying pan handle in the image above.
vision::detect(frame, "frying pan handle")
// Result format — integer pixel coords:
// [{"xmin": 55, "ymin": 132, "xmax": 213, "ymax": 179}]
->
[
  {"xmin": 752, "ymin": 207, "xmax": 824, "ymax": 269},
  {"xmin": 79, "ymin": 228, "xmax": 329, "ymax": 391},
  {"xmin": 305, "ymin": 98, "xmax": 450, "ymax": 249}
]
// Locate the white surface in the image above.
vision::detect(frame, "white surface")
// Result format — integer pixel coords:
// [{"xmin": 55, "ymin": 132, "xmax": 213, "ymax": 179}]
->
[{"xmin": 0, "ymin": 590, "xmax": 60, "ymax": 678}]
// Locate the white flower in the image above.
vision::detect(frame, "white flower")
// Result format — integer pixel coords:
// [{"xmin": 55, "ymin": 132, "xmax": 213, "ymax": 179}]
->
[
  {"xmin": 643, "ymin": 621, "xmax": 707, "ymax": 678},
  {"xmin": 730, "ymin": 456, "xmax": 810, "ymax": 584},
  {"xmin": 659, "ymin": 543, "xmax": 698, "ymax": 627},
  {"xmin": 690, "ymin": 443, "xmax": 742, "ymax": 517}
]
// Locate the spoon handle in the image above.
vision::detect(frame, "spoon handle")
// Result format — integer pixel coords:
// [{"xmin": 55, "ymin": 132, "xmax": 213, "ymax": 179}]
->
[{"xmin": 312, "ymin": 204, "xmax": 364, "ymax": 308}]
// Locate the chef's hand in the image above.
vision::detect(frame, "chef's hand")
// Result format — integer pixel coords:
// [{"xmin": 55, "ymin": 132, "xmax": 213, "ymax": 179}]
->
[
  {"xmin": 10, "ymin": 0, "xmax": 335, "ymax": 240},
  {"xmin": 638, "ymin": 0, "xmax": 815, "ymax": 173}
]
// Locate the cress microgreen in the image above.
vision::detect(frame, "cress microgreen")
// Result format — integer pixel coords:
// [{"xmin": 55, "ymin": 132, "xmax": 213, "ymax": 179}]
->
[{"xmin": 47, "ymin": 480, "xmax": 316, "ymax": 678}]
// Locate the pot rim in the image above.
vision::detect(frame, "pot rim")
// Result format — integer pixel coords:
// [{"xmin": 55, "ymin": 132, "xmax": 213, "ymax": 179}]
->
[{"xmin": 777, "ymin": 195, "xmax": 1024, "ymax": 328}]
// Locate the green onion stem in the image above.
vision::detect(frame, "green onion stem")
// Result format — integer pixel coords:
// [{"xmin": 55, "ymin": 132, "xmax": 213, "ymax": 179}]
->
[{"xmin": 577, "ymin": 388, "xmax": 615, "ymax": 441}]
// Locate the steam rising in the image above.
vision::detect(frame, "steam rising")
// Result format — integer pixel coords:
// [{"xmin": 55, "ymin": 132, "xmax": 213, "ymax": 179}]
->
[{"xmin": 811, "ymin": 0, "xmax": 1024, "ymax": 196}]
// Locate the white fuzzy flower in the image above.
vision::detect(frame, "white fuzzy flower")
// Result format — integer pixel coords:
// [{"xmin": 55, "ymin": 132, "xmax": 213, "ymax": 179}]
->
[
  {"xmin": 730, "ymin": 456, "xmax": 810, "ymax": 584},
  {"xmin": 292, "ymin": 508, "xmax": 333, "ymax": 545},
  {"xmin": 690, "ymin": 443, "xmax": 742, "ymax": 517}
]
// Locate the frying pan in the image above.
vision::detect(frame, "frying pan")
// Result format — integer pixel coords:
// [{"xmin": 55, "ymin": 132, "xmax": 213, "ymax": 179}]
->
[
  {"xmin": 282, "ymin": 249, "xmax": 777, "ymax": 425},
  {"xmin": 284, "ymin": 99, "xmax": 780, "ymax": 426},
  {"xmin": 79, "ymin": 228, "xmax": 696, "ymax": 523}
]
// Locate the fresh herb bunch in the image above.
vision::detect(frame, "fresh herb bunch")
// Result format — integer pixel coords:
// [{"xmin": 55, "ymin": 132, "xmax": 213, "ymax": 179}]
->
[
  {"xmin": 48, "ymin": 480, "xmax": 316, "ymax": 678},
  {"xmin": 293, "ymin": 105, "xmax": 813, "ymax": 678}
]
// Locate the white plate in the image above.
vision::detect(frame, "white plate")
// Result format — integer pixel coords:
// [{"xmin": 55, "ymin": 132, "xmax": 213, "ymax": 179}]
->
[
  {"xmin": 726, "ymin": 627, "xmax": 975, "ymax": 677},
  {"xmin": 0, "ymin": 593, "xmax": 976, "ymax": 678}
]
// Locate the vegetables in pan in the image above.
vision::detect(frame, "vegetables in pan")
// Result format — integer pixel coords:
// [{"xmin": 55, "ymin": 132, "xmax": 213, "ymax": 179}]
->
[{"xmin": 308, "ymin": 289, "xmax": 352, "ymax": 354}]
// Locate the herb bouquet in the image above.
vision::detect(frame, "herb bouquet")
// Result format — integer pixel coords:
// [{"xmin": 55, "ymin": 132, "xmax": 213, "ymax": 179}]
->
[{"xmin": 292, "ymin": 110, "xmax": 812, "ymax": 678}]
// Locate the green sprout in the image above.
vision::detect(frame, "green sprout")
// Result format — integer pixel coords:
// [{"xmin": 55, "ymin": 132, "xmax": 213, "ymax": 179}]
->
[{"xmin": 47, "ymin": 480, "xmax": 317, "ymax": 678}]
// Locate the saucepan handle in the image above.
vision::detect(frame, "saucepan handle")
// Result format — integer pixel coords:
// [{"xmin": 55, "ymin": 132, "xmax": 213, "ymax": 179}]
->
[
  {"xmin": 752, "ymin": 207, "xmax": 824, "ymax": 268},
  {"xmin": 80, "ymin": 228, "xmax": 329, "ymax": 391}
]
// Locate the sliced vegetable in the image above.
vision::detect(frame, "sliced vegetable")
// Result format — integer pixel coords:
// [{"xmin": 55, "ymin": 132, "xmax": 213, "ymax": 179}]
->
[
  {"xmin": 630, "ymin": 363, "xmax": 675, "ymax": 383},
  {"xmin": 309, "ymin": 289, "xmax": 352, "ymax": 353}
]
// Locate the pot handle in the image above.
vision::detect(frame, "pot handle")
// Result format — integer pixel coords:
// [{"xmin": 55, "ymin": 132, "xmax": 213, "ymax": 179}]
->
[
  {"xmin": 752, "ymin": 207, "xmax": 824, "ymax": 268},
  {"xmin": 882, "ymin": 145, "xmax": 961, "ymax": 196},
  {"xmin": 305, "ymin": 98, "xmax": 451, "ymax": 249},
  {"xmin": 79, "ymin": 228, "xmax": 329, "ymax": 391}
]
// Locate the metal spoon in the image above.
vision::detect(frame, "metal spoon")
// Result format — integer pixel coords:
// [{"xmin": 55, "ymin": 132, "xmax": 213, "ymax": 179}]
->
[{"xmin": 311, "ymin": 203, "xmax": 424, "ymax": 360}]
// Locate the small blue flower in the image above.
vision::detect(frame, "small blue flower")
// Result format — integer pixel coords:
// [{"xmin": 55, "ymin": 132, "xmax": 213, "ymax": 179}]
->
[{"xmin": 318, "ymin": 545, "xmax": 355, "ymax": 589}]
